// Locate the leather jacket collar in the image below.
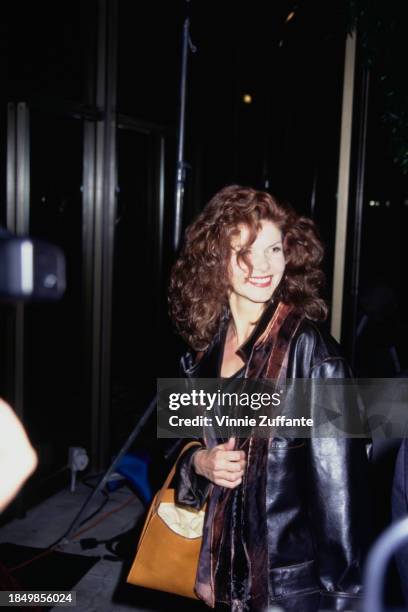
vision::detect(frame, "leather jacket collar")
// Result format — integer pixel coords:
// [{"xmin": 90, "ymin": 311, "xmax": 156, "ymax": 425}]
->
[
  {"xmin": 183, "ymin": 299, "xmax": 280, "ymax": 378},
  {"xmin": 237, "ymin": 298, "xmax": 280, "ymax": 362}
]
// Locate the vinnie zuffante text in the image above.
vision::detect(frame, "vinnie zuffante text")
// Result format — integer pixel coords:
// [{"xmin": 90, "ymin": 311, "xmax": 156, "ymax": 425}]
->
[{"xmin": 166, "ymin": 389, "xmax": 313, "ymax": 428}]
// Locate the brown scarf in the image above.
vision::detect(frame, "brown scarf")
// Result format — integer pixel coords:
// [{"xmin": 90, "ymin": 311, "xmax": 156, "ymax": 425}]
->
[{"xmin": 195, "ymin": 302, "xmax": 304, "ymax": 609}]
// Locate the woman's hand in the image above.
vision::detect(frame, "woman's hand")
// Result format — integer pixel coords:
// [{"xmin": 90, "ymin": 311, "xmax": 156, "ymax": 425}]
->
[
  {"xmin": 193, "ymin": 437, "xmax": 246, "ymax": 488},
  {"xmin": 0, "ymin": 399, "xmax": 38, "ymax": 512}
]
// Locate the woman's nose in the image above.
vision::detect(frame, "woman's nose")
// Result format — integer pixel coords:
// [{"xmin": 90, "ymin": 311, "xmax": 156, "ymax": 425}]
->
[{"xmin": 251, "ymin": 253, "xmax": 270, "ymax": 274}]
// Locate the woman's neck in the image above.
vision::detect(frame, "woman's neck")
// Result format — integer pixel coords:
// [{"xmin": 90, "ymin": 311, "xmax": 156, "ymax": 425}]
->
[{"xmin": 228, "ymin": 293, "xmax": 266, "ymax": 347}]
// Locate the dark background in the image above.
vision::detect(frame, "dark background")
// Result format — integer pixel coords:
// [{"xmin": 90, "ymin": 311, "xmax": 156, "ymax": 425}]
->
[{"xmin": 0, "ymin": 0, "xmax": 407, "ymax": 522}]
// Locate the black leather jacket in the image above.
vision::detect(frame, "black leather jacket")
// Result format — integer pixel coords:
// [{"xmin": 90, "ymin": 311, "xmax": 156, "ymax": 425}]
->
[{"xmin": 175, "ymin": 302, "xmax": 372, "ymax": 611}]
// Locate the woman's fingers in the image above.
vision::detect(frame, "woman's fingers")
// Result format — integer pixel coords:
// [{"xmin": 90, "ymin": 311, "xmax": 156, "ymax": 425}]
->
[
  {"xmin": 215, "ymin": 476, "xmax": 242, "ymax": 489},
  {"xmin": 215, "ymin": 469, "xmax": 243, "ymax": 482},
  {"xmin": 218, "ymin": 449, "xmax": 245, "ymax": 462},
  {"xmin": 194, "ymin": 444, "xmax": 246, "ymax": 486},
  {"xmin": 216, "ymin": 458, "xmax": 245, "ymax": 472}
]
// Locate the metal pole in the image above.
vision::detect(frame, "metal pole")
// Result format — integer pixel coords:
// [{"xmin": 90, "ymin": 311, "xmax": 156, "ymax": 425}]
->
[
  {"xmin": 62, "ymin": 395, "xmax": 157, "ymax": 542},
  {"xmin": 174, "ymin": 18, "xmax": 192, "ymax": 251},
  {"xmin": 349, "ymin": 68, "xmax": 370, "ymax": 369},
  {"xmin": 87, "ymin": 0, "xmax": 118, "ymax": 471},
  {"xmin": 99, "ymin": 0, "xmax": 118, "ymax": 468},
  {"xmin": 156, "ymin": 134, "xmax": 165, "ymax": 324},
  {"xmin": 7, "ymin": 104, "xmax": 16, "ymax": 234},
  {"xmin": 5, "ymin": 103, "xmax": 30, "ymax": 517},
  {"xmin": 89, "ymin": 0, "xmax": 108, "ymax": 471},
  {"xmin": 13, "ymin": 103, "xmax": 30, "ymax": 423},
  {"xmin": 331, "ymin": 32, "xmax": 357, "ymax": 342}
]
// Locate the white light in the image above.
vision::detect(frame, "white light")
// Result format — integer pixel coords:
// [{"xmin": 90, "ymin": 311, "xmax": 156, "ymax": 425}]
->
[
  {"xmin": 21, "ymin": 241, "xmax": 33, "ymax": 295},
  {"xmin": 243, "ymin": 94, "xmax": 252, "ymax": 104}
]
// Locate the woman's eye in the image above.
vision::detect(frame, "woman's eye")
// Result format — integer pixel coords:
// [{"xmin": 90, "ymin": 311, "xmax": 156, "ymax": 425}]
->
[{"xmin": 271, "ymin": 246, "xmax": 281, "ymax": 253}]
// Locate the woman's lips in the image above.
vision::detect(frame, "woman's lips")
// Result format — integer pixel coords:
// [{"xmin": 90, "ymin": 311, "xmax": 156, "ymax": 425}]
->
[{"xmin": 247, "ymin": 276, "xmax": 272, "ymax": 288}]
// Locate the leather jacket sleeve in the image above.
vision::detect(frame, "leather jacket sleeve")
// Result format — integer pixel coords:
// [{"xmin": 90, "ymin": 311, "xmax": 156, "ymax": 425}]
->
[
  {"xmin": 307, "ymin": 357, "xmax": 372, "ymax": 609},
  {"xmin": 174, "ymin": 442, "xmax": 211, "ymax": 510},
  {"xmin": 174, "ymin": 353, "xmax": 212, "ymax": 510}
]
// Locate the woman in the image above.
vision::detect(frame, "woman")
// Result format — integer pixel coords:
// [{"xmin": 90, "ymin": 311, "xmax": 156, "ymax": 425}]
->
[{"xmin": 169, "ymin": 185, "xmax": 371, "ymax": 611}]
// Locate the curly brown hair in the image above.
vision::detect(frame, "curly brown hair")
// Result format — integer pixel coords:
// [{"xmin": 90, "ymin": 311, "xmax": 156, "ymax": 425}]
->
[{"xmin": 169, "ymin": 185, "xmax": 328, "ymax": 350}]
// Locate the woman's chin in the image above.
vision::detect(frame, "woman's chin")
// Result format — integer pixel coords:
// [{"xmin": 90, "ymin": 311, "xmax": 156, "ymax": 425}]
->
[{"xmin": 241, "ymin": 289, "xmax": 275, "ymax": 304}]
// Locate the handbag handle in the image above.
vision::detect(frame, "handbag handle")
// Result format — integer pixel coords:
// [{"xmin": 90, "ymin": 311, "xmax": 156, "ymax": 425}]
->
[
  {"xmin": 136, "ymin": 440, "xmax": 205, "ymax": 552},
  {"xmin": 153, "ymin": 440, "xmax": 203, "ymax": 512}
]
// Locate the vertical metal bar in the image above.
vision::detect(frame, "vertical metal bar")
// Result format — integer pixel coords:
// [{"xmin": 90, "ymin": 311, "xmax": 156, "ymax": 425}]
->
[
  {"xmin": 7, "ymin": 104, "xmax": 16, "ymax": 233},
  {"xmin": 13, "ymin": 103, "xmax": 30, "ymax": 423},
  {"xmin": 89, "ymin": 0, "xmax": 108, "ymax": 469},
  {"xmin": 99, "ymin": 0, "xmax": 118, "ymax": 467},
  {"xmin": 349, "ymin": 69, "xmax": 370, "ymax": 368},
  {"xmin": 330, "ymin": 32, "xmax": 356, "ymax": 342},
  {"xmin": 87, "ymin": 0, "xmax": 118, "ymax": 470},
  {"xmin": 82, "ymin": 119, "xmax": 96, "ymax": 451},
  {"xmin": 16, "ymin": 103, "xmax": 30, "ymax": 234},
  {"xmin": 157, "ymin": 135, "xmax": 165, "ymax": 295},
  {"xmin": 5, "ymin": 104, "xmax": 17, "ymax": 408},
  {"xmin": 152, "ymin": 133, "xmax": 166, "ymax": 329},
  {"xmin": 4, "ymin": 103, "xmax": 30, "ymax": 516},
  {"xmin": 173, "ymin": 18, "xmax": 190, "ymax": 251},
  {"xmin": 81, "ymin": 0, "xmax": 98, "ymax": 448}
]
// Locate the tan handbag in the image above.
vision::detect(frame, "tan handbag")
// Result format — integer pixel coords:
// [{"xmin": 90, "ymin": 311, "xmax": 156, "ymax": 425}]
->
[{"xmin": 126, "ymin": 441, "xmax": 206, "ymax": 599}]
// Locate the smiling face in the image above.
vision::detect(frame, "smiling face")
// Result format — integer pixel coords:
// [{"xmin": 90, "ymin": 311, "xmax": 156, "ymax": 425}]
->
[{"xmin": 229, "ymin": 219, "xmax": 286, "ymax": 304}]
